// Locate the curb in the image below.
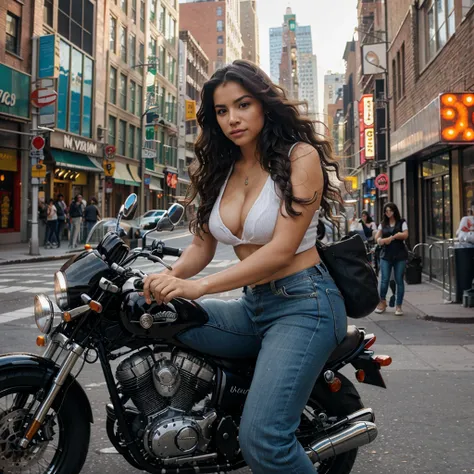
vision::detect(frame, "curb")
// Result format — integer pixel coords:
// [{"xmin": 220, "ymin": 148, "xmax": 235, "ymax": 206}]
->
[
  {"xmin": 0, "ymin": 251, "xmax": 81, "ymax": 266},
  {"xmin": 405, "ymin": 300, "xmax": 474, "ymax": 324}
]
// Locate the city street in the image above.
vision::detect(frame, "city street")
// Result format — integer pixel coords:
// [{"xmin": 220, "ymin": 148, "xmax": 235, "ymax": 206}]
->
[{"xmin": 0, "ymin": 231, "xmax": 473, "ymax": 474}]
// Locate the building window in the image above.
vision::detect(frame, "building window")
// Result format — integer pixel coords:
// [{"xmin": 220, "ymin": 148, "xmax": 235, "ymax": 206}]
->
[
  {"xmin": 129, "ymin": 34, "xmax": 136, "ymax": 67},
  {"xmin": 392, "ymin": 58, "xmax": 397, "ymax": 104},
  {"xmin": 150, "ymin": 0, "xmax": 157, "ymax": 23},
  {"xmin": 44, "ymin": 0, "xmax": 54, "ymax": 26},
  {"xmin": 120, "ymin": 25, "xmax": 127, "ymax": 62},
  {"xmin": 140, "ymin": 0, "xmax": 145, "ymax": 31},
  {"xmin": 109, "ymin": 16, "xmax": 116, "ymax": 53},
  {"xmin": 166, "ymin": 14, "xmax": 176, "ymax": 44},
  {"xmin": 217, "ymin": 48, "xmax": 223, "ymax": 57},
  {"xmin": 129, "ymin": 81, "xmax": 136, "ymax": 113},
  {"xmin": 120, "ymin": 73, "xmax": 127, "ymax": 109},
  {"xmin": 168, "ymin": 55, "xmax": 176, "ymax": 83},
  {"xmin": 159, "ymin": 5, "xmax": 166, "ymax": 33},
  {"xmin": 216, "ymin": 6, "xmax": 223, "ymax": 15},
  {"xmin": 136, "ymin": 127, "xmax": 142, "ymax": 158},
  {"xmin": 109, "ymin": 66, "xmax": 117, "ymax": 104},
  {"xmin": 401, "ymin": 43, "xmax": 405, "ymax": 97},
  {"xmin": 160, "ymin": 46, "xmax": 166, "ymax": 75},
  {"xmin": 139, "ymin": 42, "xmax": 144, "ymax": 66},
  {"xmin": 58, "ymin": 0, "xmax": 94, "ymax": 55},
  {"xmin": 108, "ymin": 116, "xmax": 116, "ymax": 145},
  {"xmin": 217, "ymin": 20, "xmax": 224, "ymax": 32},
  {"xmin": 118, "ymin": 120, "xmax": 126, "ymax": 155},
  {"xmin": 128, "ymin": 125, "xmax": 136, "ymax": 157},
  {"xmin": 137, "ymin": 85, "xmax": 143, "ymax": 116},
  {"xmin": 425, "ymin": 0, "xmax": 455, "ymax": 62},
  {"xmin": 131, "ymin": 0, "xmax": 137, "ymax": 23},
  {"xmin": 217, "ymin": 35, "xmax": 224, "ymax": 44},
  {"xmin": 462, "ymin": 148, "xmax": 474, "ymax": 216},
  {"xmin": 6, "ymin": 13, "xmax": 20, "ymax": 56},
  {"xmin": 121, "ymin": 0, "xmax": 127, "ymax": 14}
]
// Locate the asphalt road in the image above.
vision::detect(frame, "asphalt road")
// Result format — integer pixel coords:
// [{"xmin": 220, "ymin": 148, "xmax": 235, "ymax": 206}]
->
[{"xmin": 0, "ymin": 230, "xmax": 473, "ymax": 474}]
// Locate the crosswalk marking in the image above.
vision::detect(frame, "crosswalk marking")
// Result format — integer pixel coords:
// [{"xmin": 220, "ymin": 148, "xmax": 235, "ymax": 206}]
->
[
  {"xmin": 0, "ymin": 306, "xmax": 34, "ymax": 324},
  {"xmin": 0, "ymin": 286, "xmax": 30, "ymax": 293}
]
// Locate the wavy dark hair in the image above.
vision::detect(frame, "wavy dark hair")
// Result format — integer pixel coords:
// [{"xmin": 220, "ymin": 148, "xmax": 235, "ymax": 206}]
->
[
  {"xmin": 187, "ymin": 59, "xmax": 342, "ymax": 236},
  {"xmin": 361, "ymin": 210, "xmax": 373, "ymax": 224},
  {"xmin": 381, "ymin": 202, "xmax": 402, "ymax": 227}
]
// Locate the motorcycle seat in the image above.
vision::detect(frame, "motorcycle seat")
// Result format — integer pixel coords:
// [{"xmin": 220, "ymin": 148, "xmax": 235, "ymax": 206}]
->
[{"xmin": 326, "ymin": 325, "xmax": 363, "ymax": 364}]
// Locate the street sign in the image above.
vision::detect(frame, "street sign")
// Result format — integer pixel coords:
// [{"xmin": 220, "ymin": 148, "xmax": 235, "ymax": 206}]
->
[
  {"xmin": 104, "ymin": 145, "xmax": 116, "ymax": 159},
  {"xmin": 31, "ymin": 136, "xmax": 45, "ymax": 151},
  {"xmin": 375, "ymin": 173, "xmax": 389, "ymax": 191},
  {"xmin": 32, "ymin": 163, "xmax": 47, "ymax": 178},
  {"xmin": 103, "ymin": 159, "xmax": 116, "ymax": 177},
  {"xmin": 29, "ymin": 150, "xmax": 44, "ymax": 161},
  {"xmin": 142, "ymin": 148, "xmax": 155, "ymax": 159},
  {"xmin": 30, "ymin": 88, "xmax": 58, "ymax": 108}
]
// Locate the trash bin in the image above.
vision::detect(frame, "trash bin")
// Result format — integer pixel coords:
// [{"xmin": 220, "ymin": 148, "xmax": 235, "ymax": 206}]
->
[
  {"xmin": 454, "ymin": 246, "xmax": 474, "ymax": 303},
  {"xmin": 405, "ymin": 251, "xmax": 422, "ymax": 284}
]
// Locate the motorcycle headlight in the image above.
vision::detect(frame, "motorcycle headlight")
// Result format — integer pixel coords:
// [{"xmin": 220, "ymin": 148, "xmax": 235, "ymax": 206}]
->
[
  {"xmin": 54, "ymin": 271, "xmax": 69, "ymax": 309},
  {"xmin": 34, "ymin": 294, "xmax": 54, "ymax": 334}
]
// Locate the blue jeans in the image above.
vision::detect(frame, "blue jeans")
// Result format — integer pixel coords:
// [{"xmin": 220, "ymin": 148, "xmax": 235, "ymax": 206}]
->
[
  {"xmin": 178, "ymin": 264, "xmax": 348, "ymax": 474},
  {"xmin": 379, "ymin": 258, "xmax": 407, "ymax": 306}
]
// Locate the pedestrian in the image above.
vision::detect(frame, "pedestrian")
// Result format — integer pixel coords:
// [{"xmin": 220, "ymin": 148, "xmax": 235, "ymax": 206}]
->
[
  {"xmin": 143, "ymin": 60, "xmax": 347, "ymax": 474},
  {"xmin": 68, "ymin": 194, "xmax": 83, "ymax": 249},
  {"xmin": 45, "ymin": 199, "xmax": 59, "ymax": 248},
  {"xmin": 360, "ymin": 210, "xmax": 377, "ymax": 242},
  {"xmin": 374, "ymin": 202, "xmax": 409, "ymax": 316},
  {"xmin": 455, "ymin": 200, "xmax": 474, "ymax": 245},
  {"xmin": 84, "ymin": 197, "xmax": 101, "ymax": 239},
  {"xmin": 54, "ymin": 193, "xmax": 67, "ymax": 247}
]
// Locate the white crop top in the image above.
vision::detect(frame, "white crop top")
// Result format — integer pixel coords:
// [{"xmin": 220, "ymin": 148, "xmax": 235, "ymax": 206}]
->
[{"xmin": 208, "ymin": 144, "xmax": 320, "ymax": 254}]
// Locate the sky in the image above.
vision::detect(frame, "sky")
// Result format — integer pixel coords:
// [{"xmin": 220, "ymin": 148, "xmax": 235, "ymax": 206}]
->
[{"xmin": 256, "ymin": 0, "xmax": 359, "ymax": 114}]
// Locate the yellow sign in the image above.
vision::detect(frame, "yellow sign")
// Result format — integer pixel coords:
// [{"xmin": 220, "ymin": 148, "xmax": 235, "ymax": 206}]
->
[
  {"xmin": 103, "ymin": 159, "xmax": 116, "ymax": 177},
  {"xmin": 362, "ymin": 95, "xmax": 374, "ymax": 127},
  {"xmin": 185, "ymin": 100, "xmax": 196, "ymax": 121},
  {"xmin": 32, "ymin": 163, "xmax": 47, "ymax": 178},
  {"xmin": 364, "ymin": 128, "xmax": 375, "ymax": 159},
  {"xmin": 0, "ymin": 149, "xmax": 18, "ymax": 172},
  {"xmin": 344, "ymin": 176, "xmax": 358, "ymax": 190}
]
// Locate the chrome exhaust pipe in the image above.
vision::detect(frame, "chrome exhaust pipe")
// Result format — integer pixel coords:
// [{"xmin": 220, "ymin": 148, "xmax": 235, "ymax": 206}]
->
[{"xmin": 306, "ymin": 421, "xmax": 377, "ymax": 464}]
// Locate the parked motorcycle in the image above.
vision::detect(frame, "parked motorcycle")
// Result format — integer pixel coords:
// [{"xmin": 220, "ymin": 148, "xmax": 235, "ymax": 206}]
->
[{"xmin": 0, "ymin": 194, "xmax": 392, "ymax": 474}]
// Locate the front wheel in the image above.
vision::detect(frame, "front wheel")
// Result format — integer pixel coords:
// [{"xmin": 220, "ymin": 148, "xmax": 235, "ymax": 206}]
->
[
  {"xmin": 303, "ymin": 373, "xmax": 363, "ymax": 474},
  {"xmin": 0, "ymin": 368, "xmax": 90, "ymax": 474}
]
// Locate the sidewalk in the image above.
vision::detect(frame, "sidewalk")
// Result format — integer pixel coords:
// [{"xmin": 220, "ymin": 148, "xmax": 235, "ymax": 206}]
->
[{"xmin": 0, "ymin": 242, "xmax": 82, "ymax": 265}]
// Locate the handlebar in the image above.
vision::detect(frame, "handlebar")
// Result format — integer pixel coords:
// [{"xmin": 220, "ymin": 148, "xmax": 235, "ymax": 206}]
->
[{"xmin": 163, "ymin": 246, "xmax": 182, "ymax": 257}]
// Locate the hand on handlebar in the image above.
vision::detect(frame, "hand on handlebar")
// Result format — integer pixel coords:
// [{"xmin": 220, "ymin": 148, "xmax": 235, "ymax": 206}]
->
[{"xmin": 143, "ymin": 274, "xmax": 205, "ymax": 305}]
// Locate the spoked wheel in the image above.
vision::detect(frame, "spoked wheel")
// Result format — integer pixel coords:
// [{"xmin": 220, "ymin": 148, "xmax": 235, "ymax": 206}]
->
[
  {"xmin": 299, "ymin": 374, "xmax": 364, "ymax": 474},
  {"xmin": 0, "ymin": 369, "xmax": 90, "ymax": 474}
]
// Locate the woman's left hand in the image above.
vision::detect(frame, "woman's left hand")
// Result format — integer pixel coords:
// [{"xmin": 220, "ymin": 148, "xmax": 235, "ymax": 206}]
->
[{"xmin": 143, "ymin": 274, "xmax": 205, "ymax": 305}]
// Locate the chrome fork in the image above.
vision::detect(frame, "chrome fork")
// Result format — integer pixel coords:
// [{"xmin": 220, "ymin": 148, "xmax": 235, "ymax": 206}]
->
[{"xmin": 19, "ymin": 342, "xmax": 84, "ymax": 448}]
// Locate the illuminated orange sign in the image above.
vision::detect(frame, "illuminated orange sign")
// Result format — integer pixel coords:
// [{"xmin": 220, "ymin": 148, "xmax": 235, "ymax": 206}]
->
[
  {"xmin": 359, "ymin": 94, "xmax": 375, "ymax": 161},
  {"xmin": 440, "ymin": 93, "xmax": 474, "ymax": 142}
]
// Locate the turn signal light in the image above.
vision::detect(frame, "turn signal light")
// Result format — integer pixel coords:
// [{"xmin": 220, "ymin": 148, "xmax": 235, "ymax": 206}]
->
[
  {"xmin": 89, "ymin": 300, "xmax": 103, "ymax": 313},
  {"xmin": 84, "ymin": 244, "xmax": 92, "ymax": 250},
  {"xmin": 36, "ymin": 335, "xmax": 47, "ymax": 347},
  {"xmin": 328, "ymin": 377, "xmax": 342, "ymax": 393},
  {"xmin": 374, "ymin": 355, "xmax": 392, "ymax": 367},
  {"xmin": 63, "ymin": 312, "xmax": 72, "ymax": 322},
  {"xmin": 355, "ymin": 369, "xmax": 366, "ymax": 382}
]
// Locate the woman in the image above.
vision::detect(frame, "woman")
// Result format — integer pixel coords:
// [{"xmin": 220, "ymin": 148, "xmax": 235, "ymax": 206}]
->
[
  {"xmin": 143, "ymin": 60, "xmax": 347, "ymax": 474},
  {"xmin": 68, "ymin": 194, "xmax": 83, "ymax": 249},
  {"xmin": 45, "ymin": 198, "xmax": 58, "ymax": 249},
  {"xmin": 361, "ymin": 210, "xmax": 377, "ymax": 241},
  {"xmin": 84, "ymin": 197, "xmax": 101, "ymax": 238},
  {"xmin": 374, "ymin": 202, "xmax": 409, "ymax": 316},
  {"xmin": 456, "ymin": 199, "xmax": 474, "ymax": 244}
]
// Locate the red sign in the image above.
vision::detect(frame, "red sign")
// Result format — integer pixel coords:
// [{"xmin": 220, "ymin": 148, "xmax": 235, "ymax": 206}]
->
[
  {"xmin": 30, "ymin": 88, "xmax": 58, "ymax": 108},
  {"xmin": 105, "ymin": 145, "xmax": 116, "ymax": 158},
  {"xmin": 166, "ymin": 172, "xmax": 178, "ymax": 189},
  {"xmin": 31, "ymin": 136, "xmax": 45, "ymax": 151},
  {"xmin": 375, "ymin": 173, "xmax": 389, "ymax": 191}
]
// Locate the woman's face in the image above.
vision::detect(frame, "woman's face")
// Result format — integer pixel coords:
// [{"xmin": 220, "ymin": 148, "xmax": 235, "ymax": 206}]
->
[
  {"xmin": 385, "ymin": 207, "xmax": 394, "ymax": 218},
  {"xmin": 213, "ymin": 81, "xmax": 264, "ymax": 148},
  {"xmin": 361, "ymin": 213, "xmax": 368, "ymax": 222}
]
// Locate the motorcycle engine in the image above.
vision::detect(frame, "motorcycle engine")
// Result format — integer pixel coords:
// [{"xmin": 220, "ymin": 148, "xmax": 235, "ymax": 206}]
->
[{"xmin": 116, "ymin": 348, "xmax": 217, "ymax": 459}]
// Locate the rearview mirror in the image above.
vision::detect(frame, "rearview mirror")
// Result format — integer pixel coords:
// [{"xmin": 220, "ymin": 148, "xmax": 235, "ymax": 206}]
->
[
  {"xmin": 123, "ymin": 194, "xmax": 138, "ymax": 219},
  {"xmin": 167, "ymin": 203, "xmax": 184, "ymax": 225}
]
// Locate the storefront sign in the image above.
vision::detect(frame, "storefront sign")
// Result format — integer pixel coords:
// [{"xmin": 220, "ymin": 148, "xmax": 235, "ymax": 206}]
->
[
  {"xmin": 166, "ymin": 172, "xmax": 178, "ymax": 189},
  {"xmin": 32, "ymin": 164, "xmax": 47, "ymax": 179},
  {"xmin": 0, "ymin": 149, "xmax": 18, "ymax": 172},
  {"xmin": 0, "ymin": 64, "xmax": 30, "ymax": 119},
  {"xmin": 38, "ymin": 35, "xmax": 59, "ymax": 78},
  {"xmin": 103, "ymin": 160, "xmax": 116, "ymax": 177},
  {"xmin": 359, "ymin": 94, "xmax": 375, "ymax": 161},
  {"xmin": 30, "ymin": 88, "xmax": 58, "ymax": 108},
  {"xmin": 440, "ymin": 93, "xmax": 474, "ymax": 142},
  {"xmin": 375, "ymin": 173, "xmax": 389, "ymax": 191},
  {"xmin": 185, "ymin": 100, "xmax": 196, "ymax": 121},
  {"xmin": 50, "ymin": 132, "xmax": 102, "ymax": 157}
]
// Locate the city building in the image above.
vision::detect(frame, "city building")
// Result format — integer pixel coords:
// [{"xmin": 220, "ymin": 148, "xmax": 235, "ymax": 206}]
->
[
  {"xmin": 269, "ymin": 12, "xmax": 318, "ymax": 115},
  {"xmin": 240, "ymin": 0, "xmax": 259, "ymax": 65},
  {"xmin": 387, "ymin": 0, "xmax": 474, "ymax": 248},
  {"xmin": 323, "ymin": 72, "xmax": 344, "ymax": 122},
  {"xmin": 179, "ymin": 0, "xmax": 243, "ymax": 74},
  {"xmin": 0, "ymin": 1, "xmax": 33, "ymax": 243},
  {"xmin": 177, "ymin": 30, "xmax": 209, "ymax": 220},
  {"xmin": 104, "ymin": 0, "xmax": 147, "ymax": 216}
]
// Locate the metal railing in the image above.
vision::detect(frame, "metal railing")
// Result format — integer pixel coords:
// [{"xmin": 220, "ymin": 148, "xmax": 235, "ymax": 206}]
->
[{"xmin": 412, "ymin": 239, "xmax": 458, "ymax": 303}]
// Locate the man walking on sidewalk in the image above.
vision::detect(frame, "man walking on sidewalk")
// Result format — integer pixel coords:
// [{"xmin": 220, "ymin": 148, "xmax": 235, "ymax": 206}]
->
[
  {"xmin": 68, "ymin": 194, "xmax": 83, "ymax": 249},
  {"xmin": 54, "ymin": 194, "xmax": 67, "ymax": 247}
]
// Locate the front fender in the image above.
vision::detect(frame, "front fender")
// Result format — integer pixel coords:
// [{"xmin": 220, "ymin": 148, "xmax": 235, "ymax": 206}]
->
[{"xmin": 0, "ymin": 352, "xmax": 93, "ymax": 423}]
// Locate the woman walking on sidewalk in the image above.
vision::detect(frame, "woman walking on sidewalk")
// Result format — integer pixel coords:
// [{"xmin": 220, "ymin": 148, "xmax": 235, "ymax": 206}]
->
[
  {"xmin": 374, "ymin": 202, "xmax": 409, "ymax": 316},
  {"xmin": 45, "ymin": 199, "xmax": 59, "ymax": 249}
]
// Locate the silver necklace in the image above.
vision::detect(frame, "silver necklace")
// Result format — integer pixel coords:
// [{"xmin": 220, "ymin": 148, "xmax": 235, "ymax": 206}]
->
[{"xmin": 243, "ymin": 160, "xmax": 259, "ymax": 186}]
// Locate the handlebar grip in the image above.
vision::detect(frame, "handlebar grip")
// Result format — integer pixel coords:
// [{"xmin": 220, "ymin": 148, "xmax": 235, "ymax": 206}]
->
[
  {"xmin": 133, "ymin": 278, "xmax": 144, "ymax": 291},
  {"xmin": 163, "ymin": 246, "xmax": 182, "ymax": 257}
]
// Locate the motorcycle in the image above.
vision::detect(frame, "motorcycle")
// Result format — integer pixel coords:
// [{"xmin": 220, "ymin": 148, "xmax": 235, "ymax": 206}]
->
[{"xmin": 0, "ymin": 194, "xmax": 391, "ymax": 474}]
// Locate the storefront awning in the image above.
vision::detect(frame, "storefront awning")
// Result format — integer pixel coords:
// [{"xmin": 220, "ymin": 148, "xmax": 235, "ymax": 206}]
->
[
  {"xmin": 53, "ymin": 150, "xmax": 103, "ymax": 172},
  {"xmin": 114, "ymin": 162, "xmax": 137, "ymax": 186},
  {"xmin": 149, "ymin": 177, "xmax": 163, "ymax": 192},
  {"xmin": 128, "ymin": 164, "xmax": 142, "ymax": 183}
]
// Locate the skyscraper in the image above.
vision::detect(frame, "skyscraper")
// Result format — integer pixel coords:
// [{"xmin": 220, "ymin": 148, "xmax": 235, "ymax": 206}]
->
[
  {"xmin": 240, "ymin": 0, "xmax": 260, "ymax": 65},
  {"xmin": 269, "ymin": 11, "xmax": 319, "ymax": 118},
  {"xmin": 323, "ymin": 72, "xmax": 344, "ymax": 119}
]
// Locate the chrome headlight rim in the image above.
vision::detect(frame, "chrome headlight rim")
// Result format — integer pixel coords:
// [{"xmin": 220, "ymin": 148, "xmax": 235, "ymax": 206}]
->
[
  {"xmin": 34, "ymin": 294, "xmax": 54, "ymax": 334},
  {"xmin": 54, "ymin": 271, "xmax": 68, "ymax": 310}
]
